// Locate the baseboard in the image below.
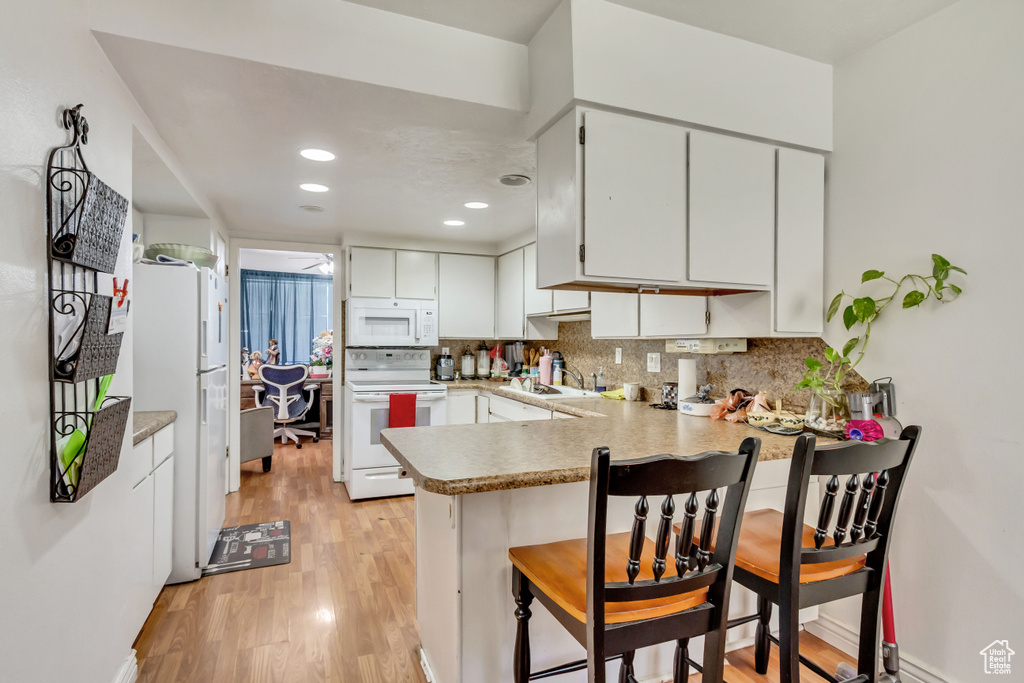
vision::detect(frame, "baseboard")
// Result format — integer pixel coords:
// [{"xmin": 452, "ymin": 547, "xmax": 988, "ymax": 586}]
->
[
  {"xmin": 804, "ymin": 616, "xmax": 951, "ymax": 683},
  {"xmin": 112, "ymin": 651, "xmax": 138, "ymax": 683}
]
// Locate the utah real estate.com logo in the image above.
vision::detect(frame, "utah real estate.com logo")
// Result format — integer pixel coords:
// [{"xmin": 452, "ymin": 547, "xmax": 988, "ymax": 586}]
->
[{"xmin": 980, "ymin": 640, "xmax": 1014, "ymax": 675}]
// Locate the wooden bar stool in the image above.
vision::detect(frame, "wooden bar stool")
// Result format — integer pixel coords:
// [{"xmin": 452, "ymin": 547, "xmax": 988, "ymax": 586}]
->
[
  {"xmin": 508, "ymin": 439, "xmax": 760, "ymax": 683},
  {"xmin": 703, "ymin": 427, "xmax": 921, "ymax": 683}
]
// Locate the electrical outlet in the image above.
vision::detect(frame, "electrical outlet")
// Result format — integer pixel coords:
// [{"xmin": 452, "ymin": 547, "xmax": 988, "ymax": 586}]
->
[
  {"xmin": 615, "ymin": 348, "xmax": 622, "ymax": 364},
  {"xmin": 647, "ymin": 352, "xmax": 661, "ymax": 373}
]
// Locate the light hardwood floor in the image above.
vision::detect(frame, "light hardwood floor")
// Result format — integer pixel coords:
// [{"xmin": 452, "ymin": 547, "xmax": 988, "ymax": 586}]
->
[{"xmin": 134, "ymin": 440, "xmax": 851, "ymax": 682}]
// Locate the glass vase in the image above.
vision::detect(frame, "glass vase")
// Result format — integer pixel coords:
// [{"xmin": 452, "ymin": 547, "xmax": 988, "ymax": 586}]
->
[{"xmin": 804, "ymin": 389, "xmax": 851, "ymax": 437}]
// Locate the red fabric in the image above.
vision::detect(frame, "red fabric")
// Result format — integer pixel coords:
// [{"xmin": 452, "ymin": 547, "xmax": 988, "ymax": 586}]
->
[{"xmin": 388, "ymin": 393, "xmax": 417, "ymax": 428}]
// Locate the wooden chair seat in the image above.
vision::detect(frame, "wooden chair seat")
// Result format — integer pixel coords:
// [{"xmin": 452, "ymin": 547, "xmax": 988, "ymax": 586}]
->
[
  {"xmin": 509, "ymin": 532, "xmax": 708, "ymax": 625},
  {"xmin": 677, "ymin": 508, "xmax": 865, "ymax": 585}
]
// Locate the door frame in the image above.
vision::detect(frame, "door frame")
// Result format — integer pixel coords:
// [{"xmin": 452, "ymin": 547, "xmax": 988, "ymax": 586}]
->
[{"xmin": 228, "ymin": 238, "xmax": 345, "ymax": 492}]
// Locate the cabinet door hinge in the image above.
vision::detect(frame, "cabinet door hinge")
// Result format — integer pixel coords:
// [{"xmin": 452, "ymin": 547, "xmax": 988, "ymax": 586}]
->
[
  {"xmin": 579, "ymin": 125, "xmax": 585, "ymax": 145},
  {"xmin": 705, "ymin": 310, "xmax": 711, "ymax": 326},
  {"xmin": 225, "ymin": 264, "xmax": 230, "ymax": 277},
  {"xmin": 579, "ymin": 245, "xmax": 585, "ymax": 262}
]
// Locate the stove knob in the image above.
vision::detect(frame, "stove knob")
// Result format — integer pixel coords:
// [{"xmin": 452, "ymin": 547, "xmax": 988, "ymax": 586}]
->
[
  {"xmin": 357, "ymin": 353, "xmax": 366, "ymax": 360},
  {"xmin": 404, "ymin": 353, "xmax": 412, "ymax": 360},
  {"xmin": 419, "ymin": 352, "xmax": 426, "ymax": 360}
]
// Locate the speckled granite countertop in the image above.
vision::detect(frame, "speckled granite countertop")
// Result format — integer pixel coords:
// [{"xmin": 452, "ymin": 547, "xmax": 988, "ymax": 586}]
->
[
  {"xmin": 382, "ymin": 386, "xmax": 831, "ymax": 496},
  {"xmin": 133, "ymin": 411, "xmax": 177, "ymax": 445}
]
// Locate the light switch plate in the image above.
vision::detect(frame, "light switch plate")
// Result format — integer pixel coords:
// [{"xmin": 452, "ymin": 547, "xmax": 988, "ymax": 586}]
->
[
  {"xmin": 615, "ymin": 348, "xmax": 622, "ymax": 364},
  {"xmin": 647, "ymin": 352, "xmax": 661, "ymax": 373}
]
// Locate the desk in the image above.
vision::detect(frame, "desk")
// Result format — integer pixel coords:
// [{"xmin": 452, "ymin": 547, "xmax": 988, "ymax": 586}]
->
[{"xmin": 241, "ymin": 376, "xmax": 333, "ymax": 439}]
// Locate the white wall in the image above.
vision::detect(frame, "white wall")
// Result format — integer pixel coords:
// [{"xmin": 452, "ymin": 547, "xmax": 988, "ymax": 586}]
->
[
  {"xmin": 819, "ymin": 1, "xmax": 1024, "ymax": 680},
  {"xmin": 0, "ymin": 2, "xmax": 213, "ymax": 680},
  {"xmin": 142, "ymin": 213, "xmax": 215, "ymax": 250}
]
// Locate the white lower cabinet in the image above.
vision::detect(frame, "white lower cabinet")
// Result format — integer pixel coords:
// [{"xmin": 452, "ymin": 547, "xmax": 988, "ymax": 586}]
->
[
  {"xmin": 446, "ymin": 391, "xmax": 478, "ymax": 425},
  {"xmin": 125, "ymin": 424, "xmax": 176, "ymax": 641},
  {"xmin": 153, "ymin": 456, "xmax": 175, "ymax": 587},
  {"xmin": 488, "ymin": 395, "xmax": 551, "ymax": 422}
]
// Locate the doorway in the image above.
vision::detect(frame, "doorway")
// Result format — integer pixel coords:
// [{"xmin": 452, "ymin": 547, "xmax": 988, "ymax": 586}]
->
[{"xmin": 228, "ymin": 240, "xmax": 344, "ymax": 492}]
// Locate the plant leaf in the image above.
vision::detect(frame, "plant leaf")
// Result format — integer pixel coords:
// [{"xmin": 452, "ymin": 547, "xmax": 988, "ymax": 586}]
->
[
  {"xmin": 903, "ymin": 290, "xmax": 926, "ymax": 308},
  {"xmin": 824, "ymin": 347, "xmax": 839, "ymax": 363},
  {"xmin": 950, "ymin": 284, "xmax": 962, "ymax": 295},
  {"xmin": 949, "ymin": 265, "xmax": 967, "ymax": 274},
  {"xmin": 805, "ymin": 357, "xmax": 823, "ymax": 372},
  {"xmin": 853, "ymin": 296, "xmax": 876, "ymax": 323},
  {"xmin": 861, "ymin": 269, "xmax": 885, "ymax": 283},
  {"xmin": 842, "ymin": 337, "xmax": 859, "ymax": 357},
  {"xmin": 843, "ymin": 305, "xmax": 857, "ymax": 330},
  {"xmin": 826, "ymin": 292, "xmax": 844, "ymax": 322},
  {"xmin": 932, "ymin": 254, "xmax": 951, "ymax": 268}
]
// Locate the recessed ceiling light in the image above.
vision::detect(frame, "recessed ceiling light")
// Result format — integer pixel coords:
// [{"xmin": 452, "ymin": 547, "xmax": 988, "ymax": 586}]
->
[
  {"xmin": 300, "ymin": 183, "xmax": 329, "ymax": 193},
  {"xmin": 464, "ymin": 202, "xmax": 489, "ymax": 209},
  {"xmin": 300, "ymin": 149, "xmax": 335, "ymax": 162},
  {"xmin": 443, "ymin": 220, "xmax": 465, "ymax": 227},
  {"xmin": 499, "ymin": 174, "xmax": 531, "ymax": 187},
  {"xmin": 300, "ymin": 205, "xmax": 324, "ymax": 212}
]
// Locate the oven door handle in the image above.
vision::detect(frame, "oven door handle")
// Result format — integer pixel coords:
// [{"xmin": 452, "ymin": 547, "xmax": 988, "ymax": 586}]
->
[{"xmin": 352, "ymin": 393, "xmax": 447, "ymax": 403}]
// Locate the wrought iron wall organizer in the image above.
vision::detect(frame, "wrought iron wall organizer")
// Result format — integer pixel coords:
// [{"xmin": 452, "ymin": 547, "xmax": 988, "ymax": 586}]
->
[{"xmin": 47, "ymin": 104, "xmax": 131, "ymax": 502}]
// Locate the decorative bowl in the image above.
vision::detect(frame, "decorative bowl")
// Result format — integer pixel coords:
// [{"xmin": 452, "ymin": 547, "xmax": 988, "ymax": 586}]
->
[
  {"xmin": 144, "ymin": 242, "xmax": 219, "ymax": 269},
  {"xmin": 678, "ymin": 400, "xmax": 716, "ymax": 417}
]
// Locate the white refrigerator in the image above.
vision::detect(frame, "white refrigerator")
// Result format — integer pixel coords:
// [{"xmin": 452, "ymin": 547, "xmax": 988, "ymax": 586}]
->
[{"xmin": 134, "ymin": 265, "xmax": 228, "ymax": 584}]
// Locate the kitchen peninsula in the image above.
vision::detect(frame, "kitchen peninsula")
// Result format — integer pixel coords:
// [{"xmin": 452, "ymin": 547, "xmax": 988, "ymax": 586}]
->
[{"xmin": 382, "ymin": 388, "xmax": 831, "ymax": 683}]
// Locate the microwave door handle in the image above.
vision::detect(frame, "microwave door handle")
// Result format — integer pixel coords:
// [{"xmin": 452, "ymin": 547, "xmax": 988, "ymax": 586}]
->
[{"xmin": 413, "ymin": 308, "xmax": 420, "ymax": 342}]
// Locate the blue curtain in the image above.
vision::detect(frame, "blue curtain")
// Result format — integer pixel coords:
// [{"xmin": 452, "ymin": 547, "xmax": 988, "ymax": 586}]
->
[{"xmin": 240, "ymin": 269, "xmax": 333, "ymax": 365}]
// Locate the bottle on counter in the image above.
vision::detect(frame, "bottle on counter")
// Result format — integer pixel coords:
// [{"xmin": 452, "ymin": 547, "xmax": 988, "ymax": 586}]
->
[
  {"xmin": 539, "ymin": 350, "xmax": 553, "ymax": 385},
  {"xmin": 553, "ymin": 365, "xmax": 563, "ymax": 385},
  {"xmin": 596, "ymin": 366, "xmax": 606, "ymax": 393}
]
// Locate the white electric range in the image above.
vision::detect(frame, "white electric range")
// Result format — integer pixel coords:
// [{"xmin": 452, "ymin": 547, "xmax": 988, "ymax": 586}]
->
[{"xmin": 343, "ymin": 348, "xmax": 447, "ymax": 500}]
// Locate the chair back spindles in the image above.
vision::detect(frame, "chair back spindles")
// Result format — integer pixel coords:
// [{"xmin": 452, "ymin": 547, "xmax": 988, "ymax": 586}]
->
[
  {"xmin": 696, "ymin": 489, "xmax": 719, "ymax": 572},
  {"xmin": 850, "ymin": 472, "xmax": 875, "ymax": 543},
  {"xmin": 626, "ymin": 496, "xmax": 649, "ymax": 584},
  {"xmin": 674, "ymin": 492, "xmax": 698, "ymax": 577},
  {"xmin": 814, "ymin": 475, "xmax": 839, "ymax": 550},
  {"xmin": 864, "ymin": 469, "xmax": 889, "ymax": 540},
  {"xmin": 833, "ymin": 474, "xmax": 860, "ymax": 546},
  {"xmin": 652, "ymin": 495, "xmax": 675, "ymax": 582}
]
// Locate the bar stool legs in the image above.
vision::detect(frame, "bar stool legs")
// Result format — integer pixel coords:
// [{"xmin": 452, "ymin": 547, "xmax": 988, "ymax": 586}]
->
[
  {"xmin": 618, "ymin": 651, "xmax": 635, "ymax": 683},
  {"xmin": 513, "ymin": 568, "xmax": 534, "ymax": 683},
  {"xmin": 672, "ymin": 639, "xmax": 689, "ymax": 682},
  {"xmin": 754, "ymin": 597, "xmax": 772, "ymax": 674},
  {"xmin": 778, "ymin": 589, "xmax": 801, "ymax": 683}
]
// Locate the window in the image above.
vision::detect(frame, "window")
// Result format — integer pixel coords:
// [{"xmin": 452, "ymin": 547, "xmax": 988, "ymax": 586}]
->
[{"xmin": 239, "ymin": 269, "xmax": 333, "ymax": 365}]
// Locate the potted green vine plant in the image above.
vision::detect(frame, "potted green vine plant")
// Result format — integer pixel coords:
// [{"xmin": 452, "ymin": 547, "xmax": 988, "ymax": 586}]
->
[{"xmin": 796, "ymin": 254, "xmax": 966, "ymax": 436}]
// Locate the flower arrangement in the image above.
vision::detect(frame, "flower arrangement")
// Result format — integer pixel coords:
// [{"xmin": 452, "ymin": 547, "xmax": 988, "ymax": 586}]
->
[{"xmin": 310, "ymin": 330, "xmax": 333, "ymax": 368}]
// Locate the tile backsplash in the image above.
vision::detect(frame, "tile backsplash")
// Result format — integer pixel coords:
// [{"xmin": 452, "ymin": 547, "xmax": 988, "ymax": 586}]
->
[{"xmin": 433, "ymin": 320, "xmax": 867, "ymax": 410}]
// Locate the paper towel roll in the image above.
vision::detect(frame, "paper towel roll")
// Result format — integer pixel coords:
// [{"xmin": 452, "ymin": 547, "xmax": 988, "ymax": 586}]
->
[{"xmin": 678, "ymin": 359, "xmax": 698, "ymax": 408}]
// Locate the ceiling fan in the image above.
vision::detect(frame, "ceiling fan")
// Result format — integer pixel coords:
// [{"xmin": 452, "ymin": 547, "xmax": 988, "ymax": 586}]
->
[{"xmin": 287, "ymin": 253, "xmax": 334, "ymax": 274}]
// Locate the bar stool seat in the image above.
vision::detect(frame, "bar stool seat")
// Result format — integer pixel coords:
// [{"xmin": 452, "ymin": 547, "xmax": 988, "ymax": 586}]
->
[
  {"xmin": 510, "ymin": 532, "xmax": 709, "ymax": 625},
  {"xmin": 679, "ymin": 509, "xmax": 866, "ymax": 585}
]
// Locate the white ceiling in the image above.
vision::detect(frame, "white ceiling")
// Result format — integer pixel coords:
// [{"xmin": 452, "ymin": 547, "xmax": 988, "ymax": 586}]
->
[
  {"xmin": 345, "ymin": 0, "xmax": 960, "ymax": 62},
  {"xmin": 98, "ymin": 33, "xmax": 536, "ymax": 247},
  {"xmin": 103, "ymin": 0, "xmax": 960, "ymax": 249},
  {"xmin": 239, "ymin": 248, "xmax": 332, "ymax": 274},
  {"xmin": 131, "ymin": 127, "xmax": 207, "ymax": 218}
]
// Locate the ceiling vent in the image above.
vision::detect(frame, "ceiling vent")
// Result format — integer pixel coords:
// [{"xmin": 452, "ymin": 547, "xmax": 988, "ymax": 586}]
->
[{"xmin": 498, "ymin": 174, "xmax": 532, "ymax": 187}]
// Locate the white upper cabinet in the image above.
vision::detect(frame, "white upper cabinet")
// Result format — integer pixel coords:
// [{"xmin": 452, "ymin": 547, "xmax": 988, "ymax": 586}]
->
[
  {"xmin": 439, "ymin": 254, "xmax": 495, "ymax": 339},
  {"xmin": 395, "ymin": 250, "xmax": 437, "ymax": 300},
  {"xmin": 350, "ymin": 248, "xmax": 437, "ymax": 300},
  {"xmin": 639, "ymin": 295, "xmax": 708, "ymax": 338},
  {"xmin": 523, "ymin": 243, "xmax": 553, "ymax": 316},
  {"xmin": 553, "ymin": 290, "xmax": 589, "ymax": 311},
  {"xmin": 497, "ymin": 249, "xmax": 526, "ymax": 339},
  {"xmin": 582, "ymin": 110, "xmax": 688, "ymax": 283},
  {"xmin": 775, "ymin": 149, "xmax": 825, "ymax": 334},
  {"xmin": 688, "ymin": 132, "xmax": 776, "ymax": 286},
  {"xmin": 591, "ymin": 292, "xmax": 639, "ymax": 338},
  {"xmin": 349, "ymin": 247, "xmax": 396, "ymax": 298}
]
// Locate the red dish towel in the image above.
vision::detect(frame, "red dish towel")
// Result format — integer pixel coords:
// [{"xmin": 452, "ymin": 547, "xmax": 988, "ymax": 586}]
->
[{"xmin": 388, "ymin": 393, "xmax": 417, "ymax": 428}]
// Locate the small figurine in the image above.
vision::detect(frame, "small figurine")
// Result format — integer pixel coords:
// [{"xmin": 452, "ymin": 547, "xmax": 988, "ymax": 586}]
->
[
  {"xmin": 247, "ymin": 351, "xmax": 263, "ymax": 380},
  {"xmin": 241, "ymin": 347, "xmax": 250, "ymax": 376},
  {"xmin": 265, "ymin": 339, "xmax": 280, "ymax": 366}
]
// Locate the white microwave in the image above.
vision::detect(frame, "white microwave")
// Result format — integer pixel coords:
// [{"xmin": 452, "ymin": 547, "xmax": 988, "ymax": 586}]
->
[{"xmin": 346, "ymin": 298, "xmax": 438, "ymax": 347}]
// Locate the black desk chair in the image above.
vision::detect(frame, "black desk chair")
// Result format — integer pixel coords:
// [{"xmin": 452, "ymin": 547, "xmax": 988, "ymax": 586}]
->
[
  {"xmin": 508, "ymin": 439, "xmax": 760, "ymax": 683},
  {"xmin": 723, "ymin": 427, "xmax": 921, "ymax": 683}
]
